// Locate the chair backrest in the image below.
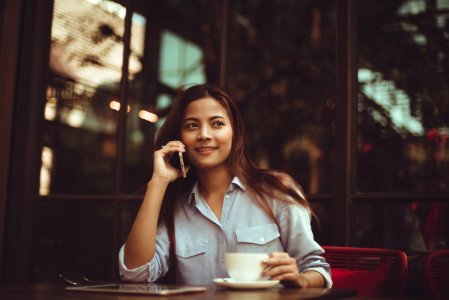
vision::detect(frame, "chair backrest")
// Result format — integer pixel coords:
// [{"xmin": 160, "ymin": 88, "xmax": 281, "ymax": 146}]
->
[
  {"xmin": 323, "ymin": 246, "xmax": 408, "ymax": 298},
  {"xmin": 423, "ymin": 249, "xmax": 449, "ymax": 300}
]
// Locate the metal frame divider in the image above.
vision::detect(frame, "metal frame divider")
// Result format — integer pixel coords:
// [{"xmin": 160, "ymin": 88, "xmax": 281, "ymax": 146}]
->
[
  {"xmin": 112, "ymin": 0, "xmax": 134, "ymax": 281},
  {"xmin": 334, "ymin": 0, "xmax": 357, "ymax": 245},
  {"xmin": 0, "ymin": 0, "xmax": 24, "ymax": 285},
  {"xmin": 2, "ymin": 0, "xmax": 54, "ymax": 284}
]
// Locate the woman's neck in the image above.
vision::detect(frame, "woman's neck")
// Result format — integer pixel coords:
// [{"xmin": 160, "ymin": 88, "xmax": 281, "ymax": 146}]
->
[{"xmin": 197, "ymin": 166, "xmax": 233, "ymax": 199}]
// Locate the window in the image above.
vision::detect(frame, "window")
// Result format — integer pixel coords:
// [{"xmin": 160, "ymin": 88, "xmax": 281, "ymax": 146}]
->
[
  {"xmin": 43, "ymin": 0, "xmax": 128, "ymax": 194},
  {"xmin": 354, "ymin": 0, "xmax": 449, "ymax": 252},
  {"xmin": 4, "ymin": 0, "xmax": 448, "ymax": 285},
  {"xmin": 357, "ymin": 0, "xmax": 449, "ymax": 193},
  {"xmin": 227, "ymin": 0, "xmax": 336, "ymax": 195}
]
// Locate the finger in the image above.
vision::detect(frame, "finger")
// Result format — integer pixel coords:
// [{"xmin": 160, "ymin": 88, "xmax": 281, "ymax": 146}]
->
[
  {"xmin": 184, "ymin": 165, "xmax": 191, "ymax": 174},
  {"xmin": 264, "ymin": 264, "xmax": 297, "ymax": 278},
  {"xmin": 156, "ymin": 142, "xmax": 185, "ymax": 158},
  {"xmin": 270, "ymin": 252, "xmax": 289, "ymax": 258},
  {"xmin": 272, "ymin": 273, "xmax": 300, "ymax": 283},
  {"xmin": 155, "ymin": 148, "xmax": 171, "ymax": 160},
  {"xmin": 263, "ymin": 252, "xmax": 288, "ymax": 265},
  {"xmin": 162, "ymin": 141, "xmax": 186, "ymax": 151},
  {"xmin": 262, "ymin": 265, "xmax": 273, "ymax": 275},
  {"xmin": 265, "ymin": 256, "xmax": 296, "ymax": 267},
  {"xmin": 266, "ymin": 252, "xmax": 290, "ymax": 263},
  {"xmin": 271, "ymin": 271, "xmax": 296, "ymax": 280}
]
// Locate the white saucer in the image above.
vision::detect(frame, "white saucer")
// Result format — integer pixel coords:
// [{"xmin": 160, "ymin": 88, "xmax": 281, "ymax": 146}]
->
[{"xmin": 213, "ymin": 278, "xmax": 280, "ymax": 289}]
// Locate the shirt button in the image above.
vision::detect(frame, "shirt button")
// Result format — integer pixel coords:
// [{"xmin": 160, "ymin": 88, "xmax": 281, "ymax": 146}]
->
[{"xmin": 260, "ymin": 237, "xmax": 265, "ymax": 243}]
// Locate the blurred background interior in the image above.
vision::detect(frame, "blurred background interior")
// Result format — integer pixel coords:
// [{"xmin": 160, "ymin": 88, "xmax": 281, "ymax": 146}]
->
[{"xmin": 0, "ymin": 0, "xmax": 448, "ymax": 296}]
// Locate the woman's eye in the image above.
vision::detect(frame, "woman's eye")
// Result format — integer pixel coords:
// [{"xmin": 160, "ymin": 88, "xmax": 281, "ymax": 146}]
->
[
  {"xmin": 185, "ymin": 123, "xmax": 198, "ymax": 129},
  {"xmin": 213, "ymin": 121, "xmax": 225, "ymax": 127}
]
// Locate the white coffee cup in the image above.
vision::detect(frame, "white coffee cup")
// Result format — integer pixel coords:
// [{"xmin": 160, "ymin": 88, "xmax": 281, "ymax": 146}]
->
[{"xmin": 224, "ymin": 253, "xmax": 269, "ymax": 281}]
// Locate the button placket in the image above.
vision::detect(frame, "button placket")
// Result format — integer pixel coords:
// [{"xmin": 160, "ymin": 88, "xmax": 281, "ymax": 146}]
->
[{"xmin": 221, "ymin": 188, "xmax": 236, "ymax": 224}]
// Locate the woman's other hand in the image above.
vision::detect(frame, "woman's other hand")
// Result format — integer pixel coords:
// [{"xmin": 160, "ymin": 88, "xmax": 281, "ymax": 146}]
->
[{"xmin": 262, "ymin": 252, "xmax": 325, "ymax": 288}]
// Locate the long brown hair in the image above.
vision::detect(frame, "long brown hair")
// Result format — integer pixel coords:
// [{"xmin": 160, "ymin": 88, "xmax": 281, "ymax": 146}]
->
[{"xmin": 155, "ymin": 84, "xmax": 314, "ymax": 280}]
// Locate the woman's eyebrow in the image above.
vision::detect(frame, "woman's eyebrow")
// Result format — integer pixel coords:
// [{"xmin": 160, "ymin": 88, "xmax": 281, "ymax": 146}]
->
[
  {"xmin": 209, "ymin": 115, "xmax": 226, "ymax": 120},
  {"xmin": 183, "ymin": 115, "xmax": 226, "ymax": 122},
  {"xmin": 183, "ymin": 117, "xmax": 198, "ymax": 122}
]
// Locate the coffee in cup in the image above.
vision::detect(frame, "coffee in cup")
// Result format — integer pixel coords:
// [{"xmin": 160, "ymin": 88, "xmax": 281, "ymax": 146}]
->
[{"xmin": 224, "ymin": 253, "xmax": 269, "ymax": 281}]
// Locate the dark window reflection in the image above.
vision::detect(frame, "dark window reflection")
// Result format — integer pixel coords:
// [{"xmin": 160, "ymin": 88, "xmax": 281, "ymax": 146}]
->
[
  {"xmin": 32, "ymin": 201, "xmax": 115, "ymax": 282},
  {"xmin": 41, "ymin": 0, "xmax": 129, "ymax": 194},
  {"xmin": 227, "ymin": 0, "xmax": 336, "ymax": 194},
  {"xmin": 311, "ymin": 202, "xmax": 334, "ymax": 245},
  {"xmin": 357, "ymin": 0, "xmax": 449, "ymax": 192},
  {"xmin": 354, "ymin": 201, "xmax": 448, "ymax": 253},
  {"xmin": 123, "ymin": 0, "xmax": 222, "ymax": 193}
]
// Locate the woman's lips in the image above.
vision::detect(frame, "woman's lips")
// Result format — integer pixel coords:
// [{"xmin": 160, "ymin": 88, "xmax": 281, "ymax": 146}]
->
[{"xmin": 195, "ymin": 146, "xmax": 217, "ymax": 153}]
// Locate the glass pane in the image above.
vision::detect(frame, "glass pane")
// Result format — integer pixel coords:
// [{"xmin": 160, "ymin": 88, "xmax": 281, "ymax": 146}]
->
[
  {"xmin": 227, "ymin": 0, "xmax": 336, "ymax": 194},
  {"xmin": 311, "ymin": 202, "xmax": 335, "ymax": 245},
  {"xmin": 119, "ymin": 200, "xmax": 141, "ymax": 245},
  {"xmin": 31, "ymin": 200, "xmax": 115, "ymax": 281},
  {"xmin": 353, "ymin": 201, "xmax": 449, "ymax": 252},
  {"xmin": 122, "ymin": 0, "xmax": 221, "ymax": 193},
  {"xmin": 159, "ymin": 30, "xmax": 207, "ymax": 88},
  {"xmin": 357, "ymin": 0, "xmax": 449, "ymax": 192},
  {"xmin": 40, "ymin": 0, "xmax": 127, "ymax": 194}
]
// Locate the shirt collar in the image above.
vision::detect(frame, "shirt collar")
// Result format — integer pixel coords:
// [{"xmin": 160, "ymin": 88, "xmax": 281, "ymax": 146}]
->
[{"xmin": 188, "ymin": 176, "xmax": 245, "ymax": 205}]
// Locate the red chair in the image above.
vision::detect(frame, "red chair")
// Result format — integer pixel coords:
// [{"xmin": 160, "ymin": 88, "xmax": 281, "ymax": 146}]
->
[
  {"xmin": 423, "ymin": 249, "xmax": 449, "ymax": 300},
  {"xmin": 323, "ymin": 246, "xmax": 408, "ymax": 298}
]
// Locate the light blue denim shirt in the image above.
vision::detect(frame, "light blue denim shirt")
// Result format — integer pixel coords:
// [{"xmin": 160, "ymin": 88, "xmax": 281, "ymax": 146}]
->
[{"xmin": 119, "ymin": 177, "xmax": 332, "ymax": 287}]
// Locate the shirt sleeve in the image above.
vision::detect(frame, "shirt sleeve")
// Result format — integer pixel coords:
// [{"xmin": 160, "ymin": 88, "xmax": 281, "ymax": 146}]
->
[
  {"xmin": 276, "ymin": 203, "xmax": 333, "ymax": 288},
  {"xmin": 118, "ymin": 223, "xmax": 171, "ymax": 282}
]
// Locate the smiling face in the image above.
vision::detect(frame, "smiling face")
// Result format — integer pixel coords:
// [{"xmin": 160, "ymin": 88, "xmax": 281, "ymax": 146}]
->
[{"xmin": 180, "ymin": 97, "xmax": 233, "ymax": 172}]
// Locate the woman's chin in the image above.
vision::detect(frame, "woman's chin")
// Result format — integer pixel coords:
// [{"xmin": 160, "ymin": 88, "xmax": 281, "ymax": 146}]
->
[{"xmin": 193, "ymin": 162, "xmax": 227, "ymax": 172}]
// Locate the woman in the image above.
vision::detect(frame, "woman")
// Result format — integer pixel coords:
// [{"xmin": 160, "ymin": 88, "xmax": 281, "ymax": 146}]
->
[{"xmin": 119, "ymin": 84, "xmax": 332, "ymax": 288}]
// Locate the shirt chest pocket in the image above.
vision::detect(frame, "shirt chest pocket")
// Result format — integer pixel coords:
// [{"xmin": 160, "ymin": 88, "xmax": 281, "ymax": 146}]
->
[
  {"xmin": 235, "ymin": 223, "xmax": 281, "ymax": 252},
  {"xmin": 175, "ymin": 240, "xmax": 209, "ymax": 278},
  {"xmin": 176, "ymin": 240, "xmax": 208, "ymax": 258}
]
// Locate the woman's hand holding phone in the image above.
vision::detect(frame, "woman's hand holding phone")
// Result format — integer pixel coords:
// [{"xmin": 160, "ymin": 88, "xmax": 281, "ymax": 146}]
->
[
  {"xmin": 153, "ymin": 141, "xmax": 188, "ymax": 182},
  {"xmin": 125, "ymin": 141, "xmax": 187, "ymax": 269}
]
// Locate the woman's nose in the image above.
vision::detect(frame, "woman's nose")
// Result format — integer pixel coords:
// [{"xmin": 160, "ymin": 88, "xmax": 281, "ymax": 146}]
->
[{"xmin": 197, "ymin": 126, "xmax": 212, "ymax": 140}]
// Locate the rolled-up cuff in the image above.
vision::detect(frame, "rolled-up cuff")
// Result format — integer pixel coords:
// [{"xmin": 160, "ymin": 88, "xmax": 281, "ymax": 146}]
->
[
  {"xmin": 118, "ymin": 245, "xmax": 153, "ymax": 282},
  {"xmin": 303, "ymin": 267, "xmax": 333, "ymax": 288}
]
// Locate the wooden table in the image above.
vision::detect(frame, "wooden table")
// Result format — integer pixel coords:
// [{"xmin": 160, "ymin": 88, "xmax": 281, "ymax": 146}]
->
[{"xmin": 0, "ymin": 282, "xmax": 357, "ymax": 300}]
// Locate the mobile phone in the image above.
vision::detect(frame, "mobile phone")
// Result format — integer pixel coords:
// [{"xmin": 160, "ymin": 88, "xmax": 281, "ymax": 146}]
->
[
  {"xmin": 178, "ymin": 152, "xmax": 187, "ymax": 178},
  {"xmin": 170, "ymin": 151, "xmax": 189, "ymax": 178}
]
